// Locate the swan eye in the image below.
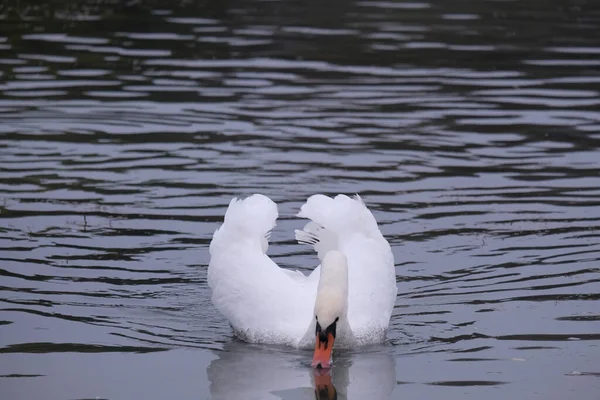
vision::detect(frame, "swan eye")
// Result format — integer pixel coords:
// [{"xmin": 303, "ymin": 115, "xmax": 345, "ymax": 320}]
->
[{"xmin": 315, "ymin": 315, "xmax": 318, "ymax": 320}]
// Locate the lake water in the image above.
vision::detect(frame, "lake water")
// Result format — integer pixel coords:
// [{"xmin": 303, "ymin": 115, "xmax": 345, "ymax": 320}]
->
[{"xmin": 1, "ymin": 0, "xmax": 600, "ymax": 399}]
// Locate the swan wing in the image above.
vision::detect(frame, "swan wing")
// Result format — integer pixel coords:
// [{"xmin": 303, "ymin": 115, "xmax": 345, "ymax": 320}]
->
[
  {"xmin": 295, "ymin": 194, "xmax": 397, "ymax": 343},
  {"xmin": 208, "ymin": 194, "xmax": 316, "ymax": 346}
]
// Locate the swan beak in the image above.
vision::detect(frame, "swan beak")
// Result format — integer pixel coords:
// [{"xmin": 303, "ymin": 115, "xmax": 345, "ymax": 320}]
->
[{"xmin": 312, "ymin": 332, "xmax": 335, "ymax": 368}]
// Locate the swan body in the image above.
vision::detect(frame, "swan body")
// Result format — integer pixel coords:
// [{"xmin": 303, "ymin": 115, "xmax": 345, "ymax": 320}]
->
[{"xmin": 207, "ymin": 193, "xmax": 397, "ymax": 350}]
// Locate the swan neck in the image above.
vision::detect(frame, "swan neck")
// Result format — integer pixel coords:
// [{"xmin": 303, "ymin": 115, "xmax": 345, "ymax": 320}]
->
[{"xmin": 314, "ymin": 251, "xmax": 349, "ymax": 329}]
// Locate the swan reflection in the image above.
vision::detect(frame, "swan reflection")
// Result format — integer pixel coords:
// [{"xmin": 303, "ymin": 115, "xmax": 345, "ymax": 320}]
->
[
  {"xmin": 206, "ymin": 342, "xmax": 396, "ymax": 399},
  {"xmin": 312, "ymin": 368, "xmax": 337, "ymax": 400}
]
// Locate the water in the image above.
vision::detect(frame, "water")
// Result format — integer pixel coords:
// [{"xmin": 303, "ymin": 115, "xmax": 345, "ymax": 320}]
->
[{"xmin": 1, "ymin": 0, "xmax": 600, "ymax": 398}]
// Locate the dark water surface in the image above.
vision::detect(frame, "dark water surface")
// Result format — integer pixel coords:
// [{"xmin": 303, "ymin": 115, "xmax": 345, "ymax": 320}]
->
[{"xmin": 1, "ymin": 0, "xmax": 600, "ymax": 398}]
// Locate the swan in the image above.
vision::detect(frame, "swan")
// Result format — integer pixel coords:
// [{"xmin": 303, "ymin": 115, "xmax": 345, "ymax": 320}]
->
[{"xmin": 207, "ymin": 193, "xmax": 397, "ymax": 367}]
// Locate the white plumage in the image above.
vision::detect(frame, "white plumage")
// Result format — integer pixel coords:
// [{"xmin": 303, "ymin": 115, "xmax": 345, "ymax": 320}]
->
[{"xmin": 207, "ymin": 193, "xmax": 397, "ymax": 348}]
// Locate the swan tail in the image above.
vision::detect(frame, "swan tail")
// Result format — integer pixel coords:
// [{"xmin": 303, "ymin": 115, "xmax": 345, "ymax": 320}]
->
[
  {"xmin": 294, "ymin": 194, "xmax": 382, "ymax": 260},
  {"xmin": 209, "ymin": 194, "xmax": 277, "ymax": 256}
]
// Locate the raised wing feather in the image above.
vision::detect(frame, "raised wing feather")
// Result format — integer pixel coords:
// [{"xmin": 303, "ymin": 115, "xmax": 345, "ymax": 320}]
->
[
  {"xmin": 295, "ymin": 194, "xmax": 397, "ymax": 342},
  {"xmin": 208, "ymin": 194, "xmax": 316, "ymax": 346}
]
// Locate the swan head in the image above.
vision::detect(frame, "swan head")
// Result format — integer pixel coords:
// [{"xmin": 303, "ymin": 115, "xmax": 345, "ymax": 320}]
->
[{"xmin": 312, "ymin": 250, "xmax": 348, "ymax": 369}]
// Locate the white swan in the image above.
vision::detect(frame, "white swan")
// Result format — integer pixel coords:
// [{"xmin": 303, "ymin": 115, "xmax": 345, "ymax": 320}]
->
[{"xmin": 207, "ymin": 193, "xmax": 397, "ymax": 367}]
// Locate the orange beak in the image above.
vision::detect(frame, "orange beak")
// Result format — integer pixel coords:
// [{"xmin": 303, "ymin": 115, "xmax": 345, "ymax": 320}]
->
[{"xmin": 311, "ymin": 332, "xmax": 335, "ymax": 368}]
